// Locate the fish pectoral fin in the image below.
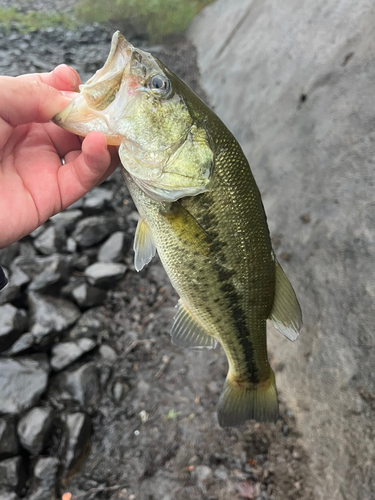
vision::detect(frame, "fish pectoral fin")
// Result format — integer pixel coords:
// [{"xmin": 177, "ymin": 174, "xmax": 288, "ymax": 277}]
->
[
  {"xmin": 133, "ymin": 218, "xmax": 156, "ymax": 272},
  {"xmin": 171, "ymin": 300, "xmax": 217, "ymax": 350},
  {"xmin": 268, "ymin": 259, "xmax": 302, "ymax": 342}
]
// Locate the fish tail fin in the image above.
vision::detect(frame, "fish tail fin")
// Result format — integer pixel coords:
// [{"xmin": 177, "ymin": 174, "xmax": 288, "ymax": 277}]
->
[{"xmin": 217, "ymin": 370, "xmax": 279, "ymax": 427}]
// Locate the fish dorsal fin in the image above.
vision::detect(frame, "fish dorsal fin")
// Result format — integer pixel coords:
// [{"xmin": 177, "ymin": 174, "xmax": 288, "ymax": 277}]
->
[
  {"xmin": 171, "ymin": 300, "xmax": 217, "ymax": 349},
  {"xmin": 268, "ymin": 259, "xmax": 302, "ymax": 342},
  {"xmin": 133, "ymin": 218, "xmax": 156, "ymax": 272}
]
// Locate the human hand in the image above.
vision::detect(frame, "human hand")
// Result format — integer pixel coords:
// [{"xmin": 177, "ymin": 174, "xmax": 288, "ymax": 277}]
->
[{"xmin": 0, "ymin": 65, "xmax": 119, "ymax": 249}]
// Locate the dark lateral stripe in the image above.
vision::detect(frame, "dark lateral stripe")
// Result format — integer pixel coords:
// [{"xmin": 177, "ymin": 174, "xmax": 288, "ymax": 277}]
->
[
  {"xmin": 193, "ymin": 198, "xmax": 261, "ymax": 384},
  {"xmin": 217, "ymin": 269, "xmax": 260, "ymax": 384}
]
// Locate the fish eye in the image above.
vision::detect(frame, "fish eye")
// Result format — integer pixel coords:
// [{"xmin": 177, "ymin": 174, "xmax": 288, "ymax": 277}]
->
[{"xmin": 148, "ymin": 74, "xmax": 170, "ymax": 93}]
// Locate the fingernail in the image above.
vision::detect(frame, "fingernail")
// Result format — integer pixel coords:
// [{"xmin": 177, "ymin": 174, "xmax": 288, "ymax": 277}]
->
[
  {"xmin": 61, "ymin": 90, "xmax": 80, "ymax": 100},
  {"xmin": 54, "ymin": 64, "xmax": 81, "ymax": 89},
  {"xmin": 68, "ymin": 66, "xmax": 81, "ymax": 89},
  {"xmin": 70, "ymin": 68, "xmax": 81, "ymax": 89}
]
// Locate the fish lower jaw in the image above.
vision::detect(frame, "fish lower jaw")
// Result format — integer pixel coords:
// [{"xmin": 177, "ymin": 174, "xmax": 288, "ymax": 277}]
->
[{"xmin": 53, "ymin": 119, "xmax": 123, "ymax": 146}]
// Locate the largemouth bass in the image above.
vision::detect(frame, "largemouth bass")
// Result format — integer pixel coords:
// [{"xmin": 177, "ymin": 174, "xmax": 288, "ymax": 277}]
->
[{"xmin": 54, "ymin": 31, "xmax": 302, "ymax": 427}]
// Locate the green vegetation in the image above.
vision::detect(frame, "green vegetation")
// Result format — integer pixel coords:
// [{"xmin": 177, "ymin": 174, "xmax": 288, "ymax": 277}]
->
[
  {"xmin": 0, "ymin": 0, "xmax": 214, "ymax": 37},
  {"xmin": 0, "ymin": 7, "xmax": 76, "ymax": 32},
  {"xmin": 75, "ymin": 0, "xmax": 214, "ymax": 40},
  {"xmin": 166, "ymin": 409, "xmax": 182, "ymax": 420}
]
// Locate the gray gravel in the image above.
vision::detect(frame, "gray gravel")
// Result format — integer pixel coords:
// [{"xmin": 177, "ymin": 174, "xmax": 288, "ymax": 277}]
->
[{"xmin": 0, "ymin": 0, "xmax": 78, "ymax": 13}]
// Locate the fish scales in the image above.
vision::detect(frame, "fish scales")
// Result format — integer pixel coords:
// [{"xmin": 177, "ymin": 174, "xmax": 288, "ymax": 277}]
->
[
  {"xmin": 53, "ymin": 31, "xmax": 302, "ymax": 427},
  {"xmin": 124, "ymin": 109, "xmax": 274, "ymax": 398}
]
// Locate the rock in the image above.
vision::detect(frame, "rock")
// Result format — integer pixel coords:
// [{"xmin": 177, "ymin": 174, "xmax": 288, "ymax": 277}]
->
[
  {"xmin": 0, "ymin": 305, "xmax": 27, "ymax": 352},
  {"xmin": 112, "ymin": 382, "xmax": 126, "ymax": 403},
  {"xmin": 9, "ymin": 267, "xmax": 30, "ymax": 288},
  {"xmin": 0, "ymin": 418, "xmax": 19, "ymax": 459},
  {"xmin": 73, "ymin": 216, "xmax": 118, "ymax": 248},
  {"xmin": 17, "ymin": 407, "xmax": 53, "ymax": 455},
  {"xmin": 0, "ymin": 355, "xmax": 49, "ymax": 415},
  {"xmin": 29, "ymin": 225, "xmax": 46, "ymax": 239},
  {"xmin": 52, "ymin": 363, "xmax": 100, "ymax": 409},
  {"xmin": 83, "ymin": 187, "xmax": 113, "ymax": 213},
  {"xmin": 188, "ymin": 1, "xmax": 375, "ymax": 497},
  {"xmin": 26, "ymin": 486, "xmax": 52, "ymax": 500},
  {"xmin": 77, "ymin": 338, "xmax": 96, "ymax": 352},
  {"xmin": 28, "ymin": 255, "xmax": 71, "ymax": 292},
  {"xmin": 84, "ymin": 262, "xmax": 126, "ymax": 287},
  {"xmin": 214, "ymin": 465, "xmax": 228, "ymax": 481},
  {"xmin": 73, "ymin": 253, "xmax": 91, "ymax": 271},
  {"xmin": 0, "ymin": 243, "xmax": 20, "ymax": 268},
  {"xmin": 98, "ymin": 231, "xmax": 129, "ymax": 263},
  {"xmin": 71, "ymin": 283, "xmax": 106, "ymax": 308},
  {"xmin": 61, "ymin": 276, "xmax": 86, "ymax": 299},
  {"xmin": 50, "ymin": 210, "xmax": 83, "ymax": 231},
  {"xmin": 67, "ymin": 198, "xmax": 84, "ymax": 210},
  {"xmin": 11, "ymin": 254, "xmax": 70, "ymax": 291},
  {"xmin": 59, "ymin": 413, "xmax": 91, "ymax": 475},
  {"xmin": 51, "ymin": 343, "xmax": 83, "ymax": 372},
  {"xmin": 0, "ymin": 490, "xmax": 19, "ymax": 500},
  {"xmin": 67, "ymin": 309, "xmax": 108, "ymax": 341},
  {"xmin": 0, "ymin": 457, "xmax": 26, "ymax": 494},
  {"xmin": 0, "ymin": 267, "xmax": 9, "ymax": 292},
  {"xmin": 50, "ymin": 339, "xmax": 95, "ymax": 372},
  {"xmin": 33, "ymin": 226, "xmax": 66, "ymax": 255},
  {"xmin": 0, "ymin": 284, "xmax": 21, "ymax": 306},
  {"xmin": 66, "ymin": 237, "xmax": 77, "ymax": 253},
  {"xmin": 28, "ymin": 292, "xmax": 80, "ymax": 345},
  {"xmin": 33, "ymin": 457, "xmax": 59, "ymax": 488},
  {"xmin": 18, "ymin": 242, "xmax": 36, "ymax": 257},
  {"xmin": 99, "ymin": 344, "xmax": 117, "ymax": 361},
  {"xmin": 5, "ymin": 333, "xmax": 34, "ymax": 356},
  {"xmin": 194, "ymin": 465, "xmax": 213, "ymax": 492}
]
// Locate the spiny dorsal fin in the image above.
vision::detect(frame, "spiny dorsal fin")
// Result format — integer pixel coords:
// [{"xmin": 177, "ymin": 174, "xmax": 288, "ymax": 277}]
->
[
  {"xmin": 171, "ymin": 300, "xmax": 217, "ymax": 349},
  {"xmin": 269, "ymin": 259, "xmax": 302, "ymax": 342},
  {"xmin": 133, "ymin": 218, "xmax": 156, "ymax": 272}
]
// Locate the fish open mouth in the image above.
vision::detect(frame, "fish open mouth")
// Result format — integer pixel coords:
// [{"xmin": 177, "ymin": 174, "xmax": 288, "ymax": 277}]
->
[{"xmin": 53, "ymin": 31, "xmax": 136, "ymax": 145}]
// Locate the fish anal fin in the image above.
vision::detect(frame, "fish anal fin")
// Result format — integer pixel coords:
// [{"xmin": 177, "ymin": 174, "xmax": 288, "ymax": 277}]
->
[
  {"xmin": 217, "ymin": 370, "xmax": 279, "ymax": 427},
  {"xmin": 269, "ymin": 259, "xmax": 302, "ymax": 342},
  {"xmin": 133, "ymin": 218, "xmax": 156, "ymax": 272},
  {"xmin": 171, "ymin": 300, "xmax": 217, "ymax": 350}
]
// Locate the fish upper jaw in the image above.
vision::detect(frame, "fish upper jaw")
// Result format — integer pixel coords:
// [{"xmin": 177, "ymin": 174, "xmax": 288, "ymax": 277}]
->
[{"xmin": 53, "ymin": 31, "xmax": 143, "ymax": 145}]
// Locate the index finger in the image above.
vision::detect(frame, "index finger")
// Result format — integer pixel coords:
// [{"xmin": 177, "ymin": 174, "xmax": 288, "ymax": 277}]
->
[
  {"xmin": 0, "ymin": 76, "xmax": 71, "ymax": 128},
  {"xmin": 17, "ymin": 64, "xmax": 81, "ymax": 92}
]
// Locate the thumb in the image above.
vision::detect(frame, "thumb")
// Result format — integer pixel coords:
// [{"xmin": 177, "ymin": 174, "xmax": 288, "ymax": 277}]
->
[{"xmin": 0, "ymin": 75, "xmax": 71, "ymax": 127}]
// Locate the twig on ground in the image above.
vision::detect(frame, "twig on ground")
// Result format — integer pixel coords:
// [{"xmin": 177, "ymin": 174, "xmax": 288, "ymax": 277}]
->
[
  {"xmin": 155, "ymin": 354, "xmax": 170, "ymax": 379},
  {"xmin": 69, "ymin": 483, "xmax": 128, "ymax": 499},
  {"xmin": 123, "ymin": 339, "xmax": 156, "ymax": 357}
]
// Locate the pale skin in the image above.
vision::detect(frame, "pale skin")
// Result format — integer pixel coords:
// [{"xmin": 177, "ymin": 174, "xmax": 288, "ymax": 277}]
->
[{"xmin": 0, "ymin": 64, "xmax": 119, "ymax": 249}]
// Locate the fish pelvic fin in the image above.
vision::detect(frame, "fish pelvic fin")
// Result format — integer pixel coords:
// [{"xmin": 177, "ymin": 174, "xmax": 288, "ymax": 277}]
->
[
  {"xmin": 217, "ymin": 370, "xmax": 279, "ymax": 427},
  {"xmin": 171, "ymin": 300, "xmax": 217, "ymax": 349},
  {"xmin": 268, "ymin": 258, "xmax": 302, "ymax": 342},
  {"xmin": 133, "ymin": 218, "xmax": 156, "ymax": 272}
]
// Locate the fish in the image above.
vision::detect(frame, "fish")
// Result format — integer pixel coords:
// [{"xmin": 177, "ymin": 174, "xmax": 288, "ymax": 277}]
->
[{"xmin": 53, "ymin": 31, "xmax": 302, "ymax": 427}]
